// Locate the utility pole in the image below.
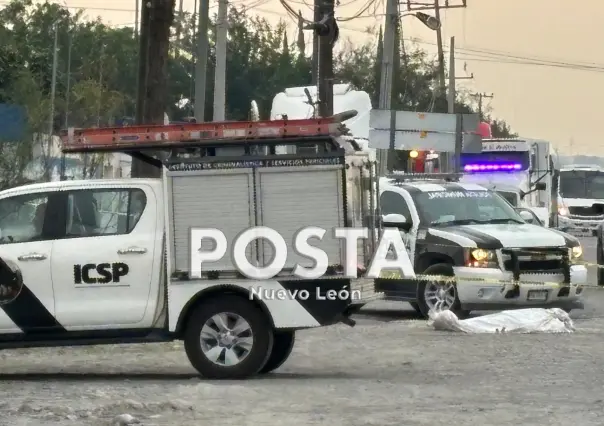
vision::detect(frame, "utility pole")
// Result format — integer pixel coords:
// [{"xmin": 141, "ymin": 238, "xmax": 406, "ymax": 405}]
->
[
  {"xmin": 446, "ymin": 36, "xmax": 457, "ymax": 173},
  {"xmin": 471, "ymin": 92, "xmax": 493, "ymax": 119},
  {"xmin": 311, "ymin": 3, "xmax": 320, "ymax": 85},
  {"xmin": 194, "ymin": 0, "xmax": 210, "ymax": 121},
  {"xmin": 379, "ymin": 0, "xmax": 398, "ymax": 173},
  {"xmin": 213, "ymin": 0, "xmax": 228, "ymax": 121},
  {"xmin": 135, "ymin": 0, "xmax": 139, "ymax": 36},
  {"xmin": 46, "ymin": 22, "xmax": 59, "ymax": 181},
  {"xmin": 132, "ymin": 0, "xmax": 175, "ymax": 178},
  {"xmin": 434, "ymin": 0, "xmax": 445, "ymax": 91},
  {"xmin": 318, "ymin": 0, "xmax": 335, "ymax": 117},
  {"xmin": 305, "ymin": 0, "xmax": 338, "ymax": 117},
  {"xmin": 447, "ymin": 36, "xmax": 455, "ymax": 114},
  {"xmin": 379, "ymin": 0, "xmax": 397, "ymax": 113},
  {"xmin": 60, "ymin": 26, "xmax": 72, "ymax": 181}
]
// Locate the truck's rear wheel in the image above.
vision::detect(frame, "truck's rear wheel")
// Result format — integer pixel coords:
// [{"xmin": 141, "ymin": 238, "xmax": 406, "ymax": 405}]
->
[
  {"xmin": 259, "ymin": 330, "xmax": 296, "ymax": 374},
  {"xmin": 184, "ymin": 296, "xmax": 273, "ymax": 379},
  {"xmin": 417, "ymin": 263, "xmax": 470, "ymax": 319}
]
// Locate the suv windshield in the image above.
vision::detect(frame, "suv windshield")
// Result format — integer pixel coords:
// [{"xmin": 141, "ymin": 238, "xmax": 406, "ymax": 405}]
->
[
  {"xmin": 413, "ymin": 190, "xmax": 525, "ymax": 226},
  {"xmin": 560, "ymin": 170, "xmax": 604, "ymax": 199}
]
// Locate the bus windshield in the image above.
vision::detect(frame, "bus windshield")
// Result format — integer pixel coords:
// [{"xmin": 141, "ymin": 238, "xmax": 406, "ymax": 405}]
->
[{"xmin": 560, "ymin": 170, "xmax": 604, "ymax": 199}]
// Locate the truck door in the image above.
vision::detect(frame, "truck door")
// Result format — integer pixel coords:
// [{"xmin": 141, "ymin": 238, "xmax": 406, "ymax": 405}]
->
[
  {"xmin": 51, "ymin": 186, "xmax": 157, "ymax": 328},
  {"xmin": 0, "ymin": 191, "xmax": 59, "ymax": 333}
]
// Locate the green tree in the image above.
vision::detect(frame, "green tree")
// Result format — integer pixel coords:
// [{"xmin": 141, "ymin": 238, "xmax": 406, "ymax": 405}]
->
[{"xmin": 0, "ymin": 0, "xmax": 518, "ymax": 186}]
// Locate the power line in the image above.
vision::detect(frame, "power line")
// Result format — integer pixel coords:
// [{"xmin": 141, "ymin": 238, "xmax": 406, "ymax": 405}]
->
[
  {"xmin": 455, "ymin": 56, "xmax": 604, "ymax": 73},
  {"xmin": 406, "ymin": 36, "xmax": 604, "ymax": 71},
  {"xmin": 5, "ymin": 0, "xmax": 604, "ymax": 73}
]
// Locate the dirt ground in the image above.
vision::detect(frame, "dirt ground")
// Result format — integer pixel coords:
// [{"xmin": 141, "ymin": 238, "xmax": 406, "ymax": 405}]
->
[{"xmin": 1, "ymin": 238, "xmax": 602, "ymax": 426}]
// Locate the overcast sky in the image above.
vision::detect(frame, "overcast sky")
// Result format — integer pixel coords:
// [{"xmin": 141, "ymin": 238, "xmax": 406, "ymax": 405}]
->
[{"xmin": 53, "ymin": 0, "xmax": 604, "ymax": 156}]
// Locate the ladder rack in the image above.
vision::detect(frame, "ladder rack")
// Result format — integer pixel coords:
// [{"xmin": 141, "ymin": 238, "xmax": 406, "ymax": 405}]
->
[{"xmin": 59, "ymin": 111, "xmax": 357, "ymax": 154}]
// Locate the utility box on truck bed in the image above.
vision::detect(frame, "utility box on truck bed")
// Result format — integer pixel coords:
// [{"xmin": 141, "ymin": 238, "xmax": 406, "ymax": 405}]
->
[{"xmin": 164, "ymin": 139, "xmax": 348, "ymax": 276}]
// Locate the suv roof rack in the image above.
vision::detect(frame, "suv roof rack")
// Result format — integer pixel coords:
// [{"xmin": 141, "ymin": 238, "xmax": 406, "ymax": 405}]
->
[
  {"xmin": 384, "ymin": 172, "xmax": 462, "ymax": 182},
  {"xmin": 59, "ymin": 110, "xmax": 358, "ymax": 154}
]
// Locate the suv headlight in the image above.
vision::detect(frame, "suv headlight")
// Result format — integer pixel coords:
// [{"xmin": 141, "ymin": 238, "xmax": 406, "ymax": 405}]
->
[
  {"xmin": 570, "ymin": 244, "xmax": 583, "ymax": 260},
  {"xmin": 465, "ymin": 248, "xmax": 498, "ymax": 268},
  {"xmin": 558, "ymin": 206, "xmax": 569, "ymax": 216}
]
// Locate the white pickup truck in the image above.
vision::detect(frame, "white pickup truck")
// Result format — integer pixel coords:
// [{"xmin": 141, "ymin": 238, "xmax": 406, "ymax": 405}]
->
[{"xmin": 0, "ymin": 115, "xmax": 379, "ymax": 379}]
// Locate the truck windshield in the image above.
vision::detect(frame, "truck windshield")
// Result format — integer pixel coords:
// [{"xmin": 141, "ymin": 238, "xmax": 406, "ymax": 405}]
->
[
  {"xmin": 413, "ymin": 190, "xmax": 524, "ymax": 225},
  {"xmin": 560, "ymin": 170, "xmax": 604, "ymax": 199}
]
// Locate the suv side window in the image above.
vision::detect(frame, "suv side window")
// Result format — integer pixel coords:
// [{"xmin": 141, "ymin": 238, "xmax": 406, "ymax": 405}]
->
[
  {"xmin": 0, "ymin": 193, "xmax": 50, "ymax": 244},
  {"xmin": 380, "ymin": 191, "xmax": 412, "ymax": 221},
  {"xmin": 66, "ymin": 189, "xmax": 147, "ymax": 237}
]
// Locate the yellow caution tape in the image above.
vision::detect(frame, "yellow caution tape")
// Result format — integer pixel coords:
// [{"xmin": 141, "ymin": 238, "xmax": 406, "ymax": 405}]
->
[{"xmin": 377, "ymin": 261, "xmax": 603, "ymax": 288}]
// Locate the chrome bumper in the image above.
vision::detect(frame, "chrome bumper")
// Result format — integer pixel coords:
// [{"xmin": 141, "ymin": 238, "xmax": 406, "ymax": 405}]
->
[{"xmin": 453, "ymin": 265, "xmax": 587, "ymax": 310}]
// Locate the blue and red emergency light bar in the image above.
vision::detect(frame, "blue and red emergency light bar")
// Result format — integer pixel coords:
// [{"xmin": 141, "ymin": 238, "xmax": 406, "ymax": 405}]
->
[{"xmin": 463, "ymin": 162, "xmax": 523, "ymax": 172}]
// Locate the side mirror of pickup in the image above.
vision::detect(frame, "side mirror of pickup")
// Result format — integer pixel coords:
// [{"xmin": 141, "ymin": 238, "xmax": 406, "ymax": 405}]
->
[{"xmin": 382, "ymin": 213, "xmax": 412, "ymax": 232}]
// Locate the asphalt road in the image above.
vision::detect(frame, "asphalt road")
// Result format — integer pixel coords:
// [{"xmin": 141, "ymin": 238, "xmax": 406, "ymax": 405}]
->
[{"xmin": 0, "ymin": 238, "xmax": 602, "ymax": 426}]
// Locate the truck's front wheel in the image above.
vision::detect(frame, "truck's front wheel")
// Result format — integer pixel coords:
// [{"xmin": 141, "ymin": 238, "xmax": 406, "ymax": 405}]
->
[
  {"xmin": 184, "ymin": 296, "xmax": 274, "ymax": 379},
  {"xmin": 259, "ymin": 330, "xmax": 295, "ymax": 374},
  {"xmin": 417, "ymin": 263, "xmax": 470, "ymax": 319}
]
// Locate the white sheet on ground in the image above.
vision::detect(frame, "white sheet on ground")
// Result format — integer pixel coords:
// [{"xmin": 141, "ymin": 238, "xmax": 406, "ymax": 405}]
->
[{"xmin": 428, "ymin": 308, "xmax": 575, "ymax": 333}]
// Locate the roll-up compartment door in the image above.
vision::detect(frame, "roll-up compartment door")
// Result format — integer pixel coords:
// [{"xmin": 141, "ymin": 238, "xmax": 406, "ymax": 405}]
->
[
  {"xmin": 256, "ymin": 165, "xmax": 345, "ymax": 270},
  {"xmin": 167, "ymin": 169, "xmax": 255, "ymax": 273}
]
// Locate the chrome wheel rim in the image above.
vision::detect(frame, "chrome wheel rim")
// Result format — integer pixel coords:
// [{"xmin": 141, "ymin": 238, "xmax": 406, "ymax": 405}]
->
[
  {"xmin": 200, "ymin": 312, "xmax": 254, "ymax": 366},
  {"xmin": 424, "ymin": 281, "xmax": 456, "ymax": 311}
]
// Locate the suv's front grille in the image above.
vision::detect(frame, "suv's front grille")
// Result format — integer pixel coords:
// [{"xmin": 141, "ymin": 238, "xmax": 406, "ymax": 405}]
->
[{"xmin": 501, "ymin": 247, "xmax": 570, "ymax": 282}]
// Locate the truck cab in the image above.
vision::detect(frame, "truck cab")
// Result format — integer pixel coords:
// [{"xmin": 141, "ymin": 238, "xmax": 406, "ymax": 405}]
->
[
  {"xmin": 459, "ymin": 138, "xmax": 554, "ymax": 227},
  {"xmin": 557, "ymin": 164, "xmax": 604, "ymax": 236},
  {"xmin": 0, "ymin": 114, "xmax": 380, "ymax": 379}
]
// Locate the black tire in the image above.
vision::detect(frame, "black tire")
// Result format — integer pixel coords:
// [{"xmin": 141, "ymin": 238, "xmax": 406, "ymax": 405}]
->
[
  {"xmin": 598, "ymin": 239, "xmax": 604, "ymax": 286},
  {"xmin": 409, "ymin": 302, "xmax": 422, "ymax": 315},
  {"xmin": 183, "ymin": 295, "xmax": 274, "ymax": 379},
  {"xmin": 416, "ymin": 263, "xmax": 470, "ymax": 319},
  {"xmin": 259, "ymin": 330, "xmax": 296, "ymax": 374}
]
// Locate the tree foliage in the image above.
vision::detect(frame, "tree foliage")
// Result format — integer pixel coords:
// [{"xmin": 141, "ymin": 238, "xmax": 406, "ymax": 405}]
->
[{"xmin": 0, "ymin": 0, "xmax": 517, "ymax": 186}]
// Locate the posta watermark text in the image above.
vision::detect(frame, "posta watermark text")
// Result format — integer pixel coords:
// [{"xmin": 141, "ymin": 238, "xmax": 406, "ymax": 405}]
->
[
  {"xmin": 249, "ymin": 286, "xmax": 362, "ymax": 301},
  {"xmin": 189, "ymin": 226, "xmax": 415, "ymax": 280}
]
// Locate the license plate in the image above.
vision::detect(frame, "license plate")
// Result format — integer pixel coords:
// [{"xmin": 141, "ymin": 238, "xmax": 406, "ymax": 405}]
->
[{"xmin": 527, "ymin": 290, "xmax": 548, "ymax": 301}]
